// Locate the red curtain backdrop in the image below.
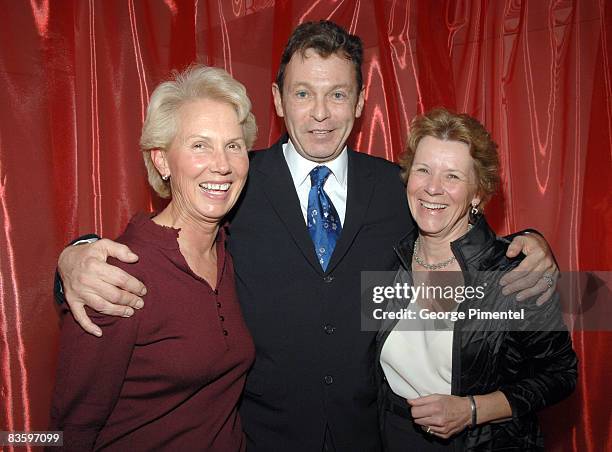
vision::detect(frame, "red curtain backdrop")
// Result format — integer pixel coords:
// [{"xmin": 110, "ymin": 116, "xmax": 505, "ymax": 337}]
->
[{"xmin": 1, "ymin": 1, "xmax": 610, "ymax": 450}]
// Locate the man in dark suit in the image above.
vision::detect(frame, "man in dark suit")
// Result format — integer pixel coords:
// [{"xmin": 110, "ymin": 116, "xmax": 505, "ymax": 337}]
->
[{"xmin": 57, "ymin": 21, "xmax": 558, "ymax": 451}]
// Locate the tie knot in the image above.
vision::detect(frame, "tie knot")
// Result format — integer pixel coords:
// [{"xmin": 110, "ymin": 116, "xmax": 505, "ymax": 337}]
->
[{"xmin": 310, "ymin": 165, "xmax": 332, "ymax": 188}]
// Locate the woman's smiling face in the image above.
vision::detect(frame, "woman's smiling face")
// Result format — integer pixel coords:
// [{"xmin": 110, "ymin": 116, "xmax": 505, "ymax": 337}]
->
[
  {"xmin": 407, "ymin": 136, "xmax": 480, "ymax": 240},
  {"xmin": 153, "ymin": 98, "xmax": 249, "ymax": 226}
]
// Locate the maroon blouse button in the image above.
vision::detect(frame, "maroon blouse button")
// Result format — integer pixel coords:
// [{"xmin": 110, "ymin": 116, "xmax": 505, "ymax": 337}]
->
[
  {"xmin": 223, "ymin": 330, "xmax": 228, "ymax": 336},
  {"xmin": 219, "ymin": 315, "xmax": 225, "ymax": 321},
  {"xmin": 217, "ymin": 302, "xmax": 221, "ymax": 308}
]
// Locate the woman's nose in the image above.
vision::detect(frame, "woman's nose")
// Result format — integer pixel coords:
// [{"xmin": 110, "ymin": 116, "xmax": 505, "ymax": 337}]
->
[
  {"xmin": 424, "ymin": 173, "xmax": 444, "ymax": 195},
  {"xmin": 210, "ymin": 149, "xmax": 231, "ymax": 174}
]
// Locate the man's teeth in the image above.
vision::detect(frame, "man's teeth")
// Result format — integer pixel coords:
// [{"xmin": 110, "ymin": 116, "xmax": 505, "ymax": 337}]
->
[
  {"xmin": 199, "ymin": 182, "xmax": 230, "ymax": 191},
  {"xmin": 420, "ymin": 201, "xmax": 447, "ymax": 210},
  {"xmin": 311, "ymin": 130, "xmax": 331, "ymax": 135}
]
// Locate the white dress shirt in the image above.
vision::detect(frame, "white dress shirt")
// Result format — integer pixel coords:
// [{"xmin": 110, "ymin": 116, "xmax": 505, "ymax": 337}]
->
[{"xmin": 282, "ymin": 140, "xmax": 348, "ymax": 226}]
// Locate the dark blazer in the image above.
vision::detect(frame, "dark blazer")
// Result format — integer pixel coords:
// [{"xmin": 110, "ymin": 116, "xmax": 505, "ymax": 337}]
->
[{"xmin": 227, "ymin": 138, "xmax": 414, "ymax": 451}]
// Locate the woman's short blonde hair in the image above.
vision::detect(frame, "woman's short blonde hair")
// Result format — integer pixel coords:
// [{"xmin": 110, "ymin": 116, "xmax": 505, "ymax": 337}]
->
[
  {"xmin": 400, "ymin": 108, "xmax": 500, "ymax": 210},
  {"xmin": 140, "ymin": 65, "xmax": 257, "ymax": 198}
]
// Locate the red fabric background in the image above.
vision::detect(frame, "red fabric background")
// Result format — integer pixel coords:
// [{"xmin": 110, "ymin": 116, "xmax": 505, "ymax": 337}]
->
[{"xmin": 1, "ymin": 1, "xmax": 610, "ymax": 451}]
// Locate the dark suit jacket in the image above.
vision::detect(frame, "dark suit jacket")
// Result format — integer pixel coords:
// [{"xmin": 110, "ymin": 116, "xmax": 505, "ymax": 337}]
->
[{"xmin": 227, "ymin": 138, "xmax": 414, "ymax": 451}]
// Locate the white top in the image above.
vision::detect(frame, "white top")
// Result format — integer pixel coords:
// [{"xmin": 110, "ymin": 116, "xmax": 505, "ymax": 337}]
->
[
  {"xmin": 282, "ymin": 140, "xmax": 348, "ymax": 226},
  {"xmin": 380, "ymin": 303, "xmax": 454, "ymax": 399}
]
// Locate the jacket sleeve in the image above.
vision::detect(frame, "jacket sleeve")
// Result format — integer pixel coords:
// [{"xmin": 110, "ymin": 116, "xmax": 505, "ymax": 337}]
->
[
  {"xmin": 49, "ymin": 262, "xmax": 145, "ymax": 451},
  {"xmin": 498, "ymin": 292, "xmax": 578, "ymax": 419}
]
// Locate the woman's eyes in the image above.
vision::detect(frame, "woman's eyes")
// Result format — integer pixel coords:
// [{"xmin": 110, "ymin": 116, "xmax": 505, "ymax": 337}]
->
[
  {"xmin": 412, "ymin": 168, "xmax": 464, "ymax": 181},
  {"xmin": 191, "ymin": 142, "xmax": 244, "ymax": 152},
  {"xmin": 227, "ymin": 142, "xmax": 245, "ymax": 152}
]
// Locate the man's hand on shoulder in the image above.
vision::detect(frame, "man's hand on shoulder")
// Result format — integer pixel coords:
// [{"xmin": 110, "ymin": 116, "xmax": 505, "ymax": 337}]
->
[
  {"xmin": 500, "ymin": 233, "xmax": 558, "ymax": 306},
  {"xmin": 58, "ymin": 239, "xmax": 147, "ymax": 337}
]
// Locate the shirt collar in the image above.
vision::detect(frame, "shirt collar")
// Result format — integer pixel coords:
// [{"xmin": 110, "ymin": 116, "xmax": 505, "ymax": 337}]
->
[{"xmin": 282, "ymin": 139, "xmax": 348, "ymax": 189}]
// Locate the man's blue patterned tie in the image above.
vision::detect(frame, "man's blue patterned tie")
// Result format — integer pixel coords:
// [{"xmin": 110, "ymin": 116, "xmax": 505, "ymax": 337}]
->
[{"xmin": 307, "ymin": 166, "xmax": 342, "ymax": 271}]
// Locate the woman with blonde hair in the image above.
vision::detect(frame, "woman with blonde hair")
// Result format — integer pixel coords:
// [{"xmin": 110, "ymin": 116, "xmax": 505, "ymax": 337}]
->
[{"xmin": 50, "ymin": 65, "xmax": 257, "ymax": 451}]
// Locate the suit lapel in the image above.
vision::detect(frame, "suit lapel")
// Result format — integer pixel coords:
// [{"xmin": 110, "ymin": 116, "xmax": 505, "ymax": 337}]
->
[
  {"xmin": 326, "ymin": 150, "xmax": 375, "ymax": 273},
  {"xmin": 256, "ymin": 141, "xmax": 323, "ymax": 273}
]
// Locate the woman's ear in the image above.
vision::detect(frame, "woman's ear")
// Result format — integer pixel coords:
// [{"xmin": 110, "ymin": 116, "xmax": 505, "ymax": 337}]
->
[{"xmin": 151, "ymin": 149, "xmax": 170, "ymax": 179}]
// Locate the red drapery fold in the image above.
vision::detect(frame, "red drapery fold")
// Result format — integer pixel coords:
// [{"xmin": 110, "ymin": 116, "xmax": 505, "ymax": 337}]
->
[{"xmin": 1, "ymin": 1, "xmax": 610, "ymax": 451}]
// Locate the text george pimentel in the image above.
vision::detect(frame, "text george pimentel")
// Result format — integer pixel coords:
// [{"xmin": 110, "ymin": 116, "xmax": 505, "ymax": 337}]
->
[
  {"xmin": 370, "ymin": 282, "xmax": 525, "ymax": 321},
  {"xmin": 371, "ymin": 307, "xmax": 525, "ymax": 321}
]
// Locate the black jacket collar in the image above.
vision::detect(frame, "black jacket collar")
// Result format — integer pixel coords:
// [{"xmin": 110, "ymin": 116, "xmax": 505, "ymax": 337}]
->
[{"xmin": 394, "ymin": 215, "xmax": 497, "ymax": 271}]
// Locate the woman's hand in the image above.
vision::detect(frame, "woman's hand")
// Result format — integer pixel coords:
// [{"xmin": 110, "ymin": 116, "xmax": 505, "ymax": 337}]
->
[{"xmin": 408, "ymin": 394, "xmax": 471, "ymax": 439}]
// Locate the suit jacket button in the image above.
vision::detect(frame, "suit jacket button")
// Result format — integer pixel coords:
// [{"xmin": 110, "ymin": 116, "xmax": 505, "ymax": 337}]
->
[
  {"xmin": 324, "ymin": 375, "xmax": 334, "ymax": 385},
  {"xmin": 323, "ymin": 275, "xmax": 334, "ymax": 283},
  {"xmin": 323, "ymin": 324, "xmax": 336, "ymax": 335}
]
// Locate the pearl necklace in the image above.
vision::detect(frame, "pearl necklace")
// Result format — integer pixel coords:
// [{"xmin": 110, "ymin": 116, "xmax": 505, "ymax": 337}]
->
[{"xmin": 413, "ymin": 225, "xmax": 472, "ymax": 271}]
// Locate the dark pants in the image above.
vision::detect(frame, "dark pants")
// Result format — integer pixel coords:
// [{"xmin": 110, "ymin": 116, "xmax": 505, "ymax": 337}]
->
[
  {"xmin": 382, "ymin": 387, "xmax": 454, "ymax": 452},
  {"xmin": 322, "ymin": 425, "xmax": 336, "ymax": 452}
]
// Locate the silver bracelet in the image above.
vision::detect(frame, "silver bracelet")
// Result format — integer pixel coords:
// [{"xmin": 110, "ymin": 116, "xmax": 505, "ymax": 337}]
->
[{"xmin": 467, "ymin": 395, "xmax": 477, "ymax": 428}]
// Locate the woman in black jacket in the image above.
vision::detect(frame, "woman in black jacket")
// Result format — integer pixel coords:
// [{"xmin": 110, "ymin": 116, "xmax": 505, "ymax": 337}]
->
[{"xmin": 376, "ymin": 108, "xmax": 577, "ymax": 451}]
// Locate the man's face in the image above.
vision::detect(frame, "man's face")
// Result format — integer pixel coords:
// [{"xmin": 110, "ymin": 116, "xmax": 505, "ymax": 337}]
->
[{"xmin": 272, "ymin": 48, "xmax": 365, "ymax": 163}]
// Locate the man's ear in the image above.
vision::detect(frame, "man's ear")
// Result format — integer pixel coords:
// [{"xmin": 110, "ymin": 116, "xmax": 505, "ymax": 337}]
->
[
  {"xmin": 151, "ymin": 149, "xmax": 169, "ymax": 178},
  {"xmin": 272, "ymin": 83, "xmax": 285, "ymax": 118},
  {"xmin": 354, "ymin": 87, "xmax": 365, "ymax": 118}
]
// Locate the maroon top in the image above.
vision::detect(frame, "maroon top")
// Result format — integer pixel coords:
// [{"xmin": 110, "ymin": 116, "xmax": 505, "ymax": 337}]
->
[{"xmin": 50, "ymin": 213, "xmax": 255, "ymax": 451}]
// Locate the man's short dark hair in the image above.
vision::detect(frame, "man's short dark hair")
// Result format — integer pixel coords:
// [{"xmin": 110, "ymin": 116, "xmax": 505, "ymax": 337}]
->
[{"xmin": 276, "ymin": 20, "xmax": 364, "ymax": 95}]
